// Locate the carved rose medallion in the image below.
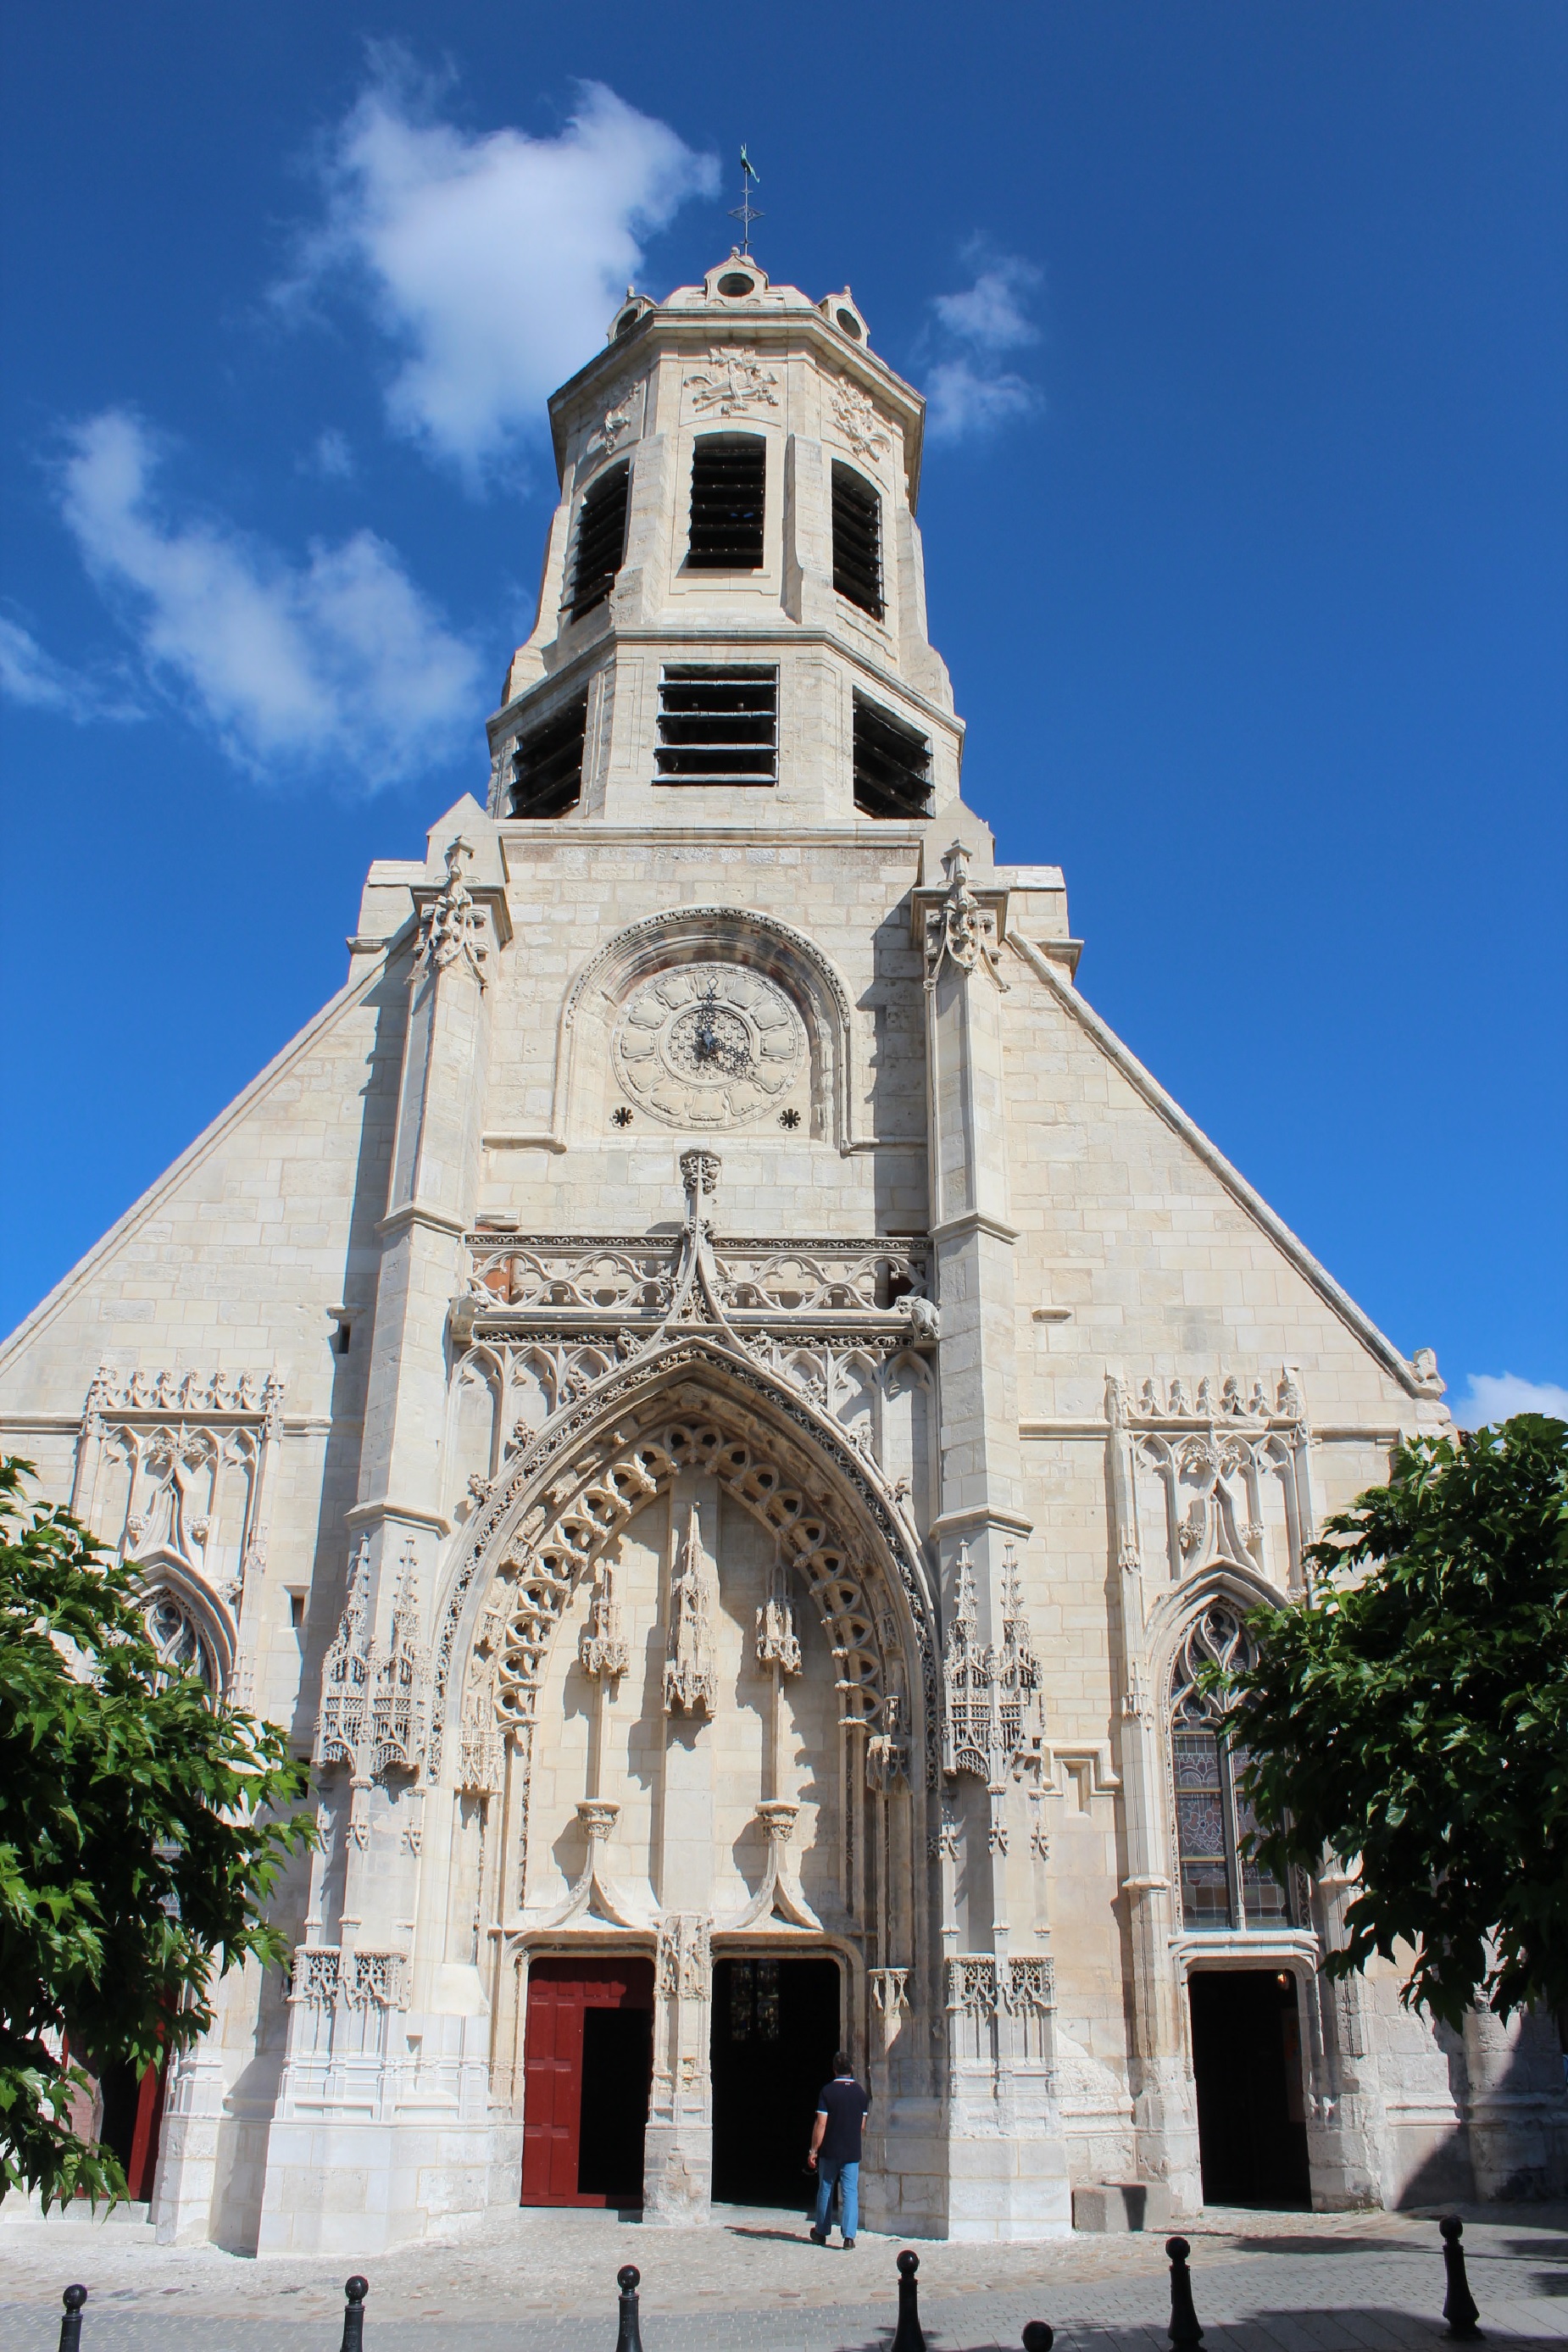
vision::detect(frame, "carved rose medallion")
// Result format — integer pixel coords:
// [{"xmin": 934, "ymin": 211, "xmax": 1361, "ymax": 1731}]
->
[{"xmin": 612, "ymin": 963, "xmax": 806, "ymax": 1129}]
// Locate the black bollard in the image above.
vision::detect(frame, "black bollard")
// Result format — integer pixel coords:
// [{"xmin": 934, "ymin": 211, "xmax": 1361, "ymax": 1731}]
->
[
  {"xmin": 1023, "ymin": 2326, "xmax": 1055, "ymax": 2352},
  {"xmin": 339, "ymin": 2274, "xmax": 369, "ymax": 2350},
  {"xmin": 891, "ymin": 2247, "xmax": 926, "ymax": 2352},
  {"xmin": 1166, "ymin": 2235, "xmax": 1204, "ymax": 2351},
  {"xmin": 1441, "ymin": 2216, "xmax": 1483, "ymax": 2341},
  {"xmin": 58, "ymin": 2286, "xmax": 87, "ymax": 2352},
  {"xmin": 614, "ymin": 2263, "xmax": 644, "ymax": 2352}
]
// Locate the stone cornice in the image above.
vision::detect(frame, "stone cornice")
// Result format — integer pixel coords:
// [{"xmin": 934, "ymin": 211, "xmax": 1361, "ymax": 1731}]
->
[
  {"xmin": 486, "ymin": 626, "xmax": 963, "ymax": 749},
  {"xmin": 545, "ymin": 308, "xmax": 926, "ymax": 505},
  {"xmin": 927, "ymin": 1504, "xmax": 1035, "ymax": 1540},
  {"xmin": 930, "ymin": 1211, "xmax": 1022, "ymax": 1247},
  {"xmin": 343, "ymin": 1498, "xmax": 453, "ymax": 1536}
]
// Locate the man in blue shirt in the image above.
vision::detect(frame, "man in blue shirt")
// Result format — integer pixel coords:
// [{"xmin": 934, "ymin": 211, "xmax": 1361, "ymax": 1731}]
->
[{"xmin": 807, "ymin": 2052, "xmax": 871, "ymax": 2247}]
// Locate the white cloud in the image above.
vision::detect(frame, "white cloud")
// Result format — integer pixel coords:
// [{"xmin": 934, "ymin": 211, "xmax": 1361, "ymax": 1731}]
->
[
  {"xmin": 932, "ymin": 258, "xmax": 1041, "ymax": 355},
  {"xmin": 304, "ymin": 427, "xmax": 356, "ymax": 481},
  {"xmin": 1451, "ymin": 1372, "xmax": 1568, "ymax": 1430},
  {"xmin": 288, "ymin": 68, "xmax": 716, "ymax": 485},
  {"xmin": 58, "ymin": 409, "xmax": 481, "ymax": 787},
  {"xmin": 925, "ymin": 359, "xmax": 1042, "ymax": 444},
  {"xmin": 922, "ymin": 248, "xmax": 1043, "ymax": 447},
  {"xmin": 0, "ymin": 612, "xmax": 145, "ymax": 722}
]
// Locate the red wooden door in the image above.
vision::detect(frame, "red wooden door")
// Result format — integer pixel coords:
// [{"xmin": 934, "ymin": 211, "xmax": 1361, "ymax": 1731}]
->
[{"xmin": 521, "ymin": 1958, "xmax": 653, "ymax": 2207}]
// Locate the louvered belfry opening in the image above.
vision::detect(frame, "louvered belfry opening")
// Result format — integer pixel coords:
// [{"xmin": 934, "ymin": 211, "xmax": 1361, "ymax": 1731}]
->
[
  {"xmin": 853, "ymin": 693, "xmax": 931, "ymax": 819},
  {"xmin": 570, "ymin": 462, "xmax": 631, "ymax": 621},
  {"xmin": 510, "ymin": 692, "xmax": 588, "ymax": 819},
  {"xmin": 687, "ymin": 434, "xmax": 766, "ymax": 569},
  {"xmin": 831, "ymin": 463, "xmax": 883, "ymax": 618},
  {"xmin": 655, "ymin": 665, "xmax": 777, "ymax": 785}
]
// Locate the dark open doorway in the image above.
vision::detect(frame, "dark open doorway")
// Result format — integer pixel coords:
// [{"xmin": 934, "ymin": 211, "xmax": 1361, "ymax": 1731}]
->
[
  {"xmin": 1188, "ymin": 1968, "xmax": 1310, "ymax": 2208},
  {"xmin": 521, "ymin": 1956, "xmax": 653, "ymax": 2207},
  {"xmin": 92, "ymin": 2050, "xmax": 168, "ymax": 2203},
  {"xmin": 711, "ymin": 1954, "xmax": 841, "ymax": 2207}
]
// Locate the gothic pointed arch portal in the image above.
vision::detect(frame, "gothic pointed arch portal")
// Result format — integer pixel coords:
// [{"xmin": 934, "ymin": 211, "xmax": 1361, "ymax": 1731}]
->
[{"xmin": 429, "ymin": 1325, "xmax": 938, "ymax": 2214}]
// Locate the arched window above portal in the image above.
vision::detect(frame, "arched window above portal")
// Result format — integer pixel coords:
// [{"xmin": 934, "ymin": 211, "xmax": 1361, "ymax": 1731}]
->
[
  {"xmin": 142, "ymin": 1580, "xmax": 223, "ymax": 1695},
  {"xmin": 1168, "ymin": 1602, "xmax": 1293, "ymax": 1932}
]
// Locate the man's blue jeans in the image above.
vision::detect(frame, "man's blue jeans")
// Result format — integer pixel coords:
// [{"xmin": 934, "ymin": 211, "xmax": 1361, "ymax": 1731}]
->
[{"xmin": 814, "ymin": 2156, "xmax": 859, "ymax": 2241}]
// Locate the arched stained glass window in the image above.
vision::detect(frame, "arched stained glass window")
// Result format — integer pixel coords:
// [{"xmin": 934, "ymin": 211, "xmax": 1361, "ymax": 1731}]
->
[
  {"xmin": 143, "ymin": 1587, "xmax": 219, "ymax": 1693},
  {"xmin": 1170, "ymin": 1603, "xmax": 1292, "ymax": 1932}
]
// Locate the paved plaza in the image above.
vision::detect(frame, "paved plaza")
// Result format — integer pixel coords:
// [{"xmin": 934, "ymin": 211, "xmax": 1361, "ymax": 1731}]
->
[{"xmin": 2, "ymin": 2203, "xmax": 1565, "ymax": 2352}]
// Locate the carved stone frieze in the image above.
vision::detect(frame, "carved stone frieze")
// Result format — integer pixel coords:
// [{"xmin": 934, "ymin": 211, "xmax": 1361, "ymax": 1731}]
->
[
  {"xmin": 1133, "ymin": 1369, "xmax": 1306, "ymax": 1425},
  {"xmin": 288, "ymin": 1944, "xmax": 409, "ymax": 2011},
  {"xmin": 585, "ymin": 382, "xmax": 642, "ymax": 458},
  {"xmin": 465, "ymin": 1234, "xmax": 927, "ymax": 1323},
  {"xmin": 87, "ymin": 1365, "xmax": 283, "ymax": 1421},
  {"xmin": 947, "ymin": 1954, "xmax": 999, "ymax": 2019},
  {"xmin": 828, "ymin": 377, "xmax": 892, "ymax": 464},
  {"xmin": 1005, "ymin": 1954, "xmax": 1055, "ymax": 2017},
  {"xmin": 684, "ymin": 347, "xmax": 780, "ymax": 417}
]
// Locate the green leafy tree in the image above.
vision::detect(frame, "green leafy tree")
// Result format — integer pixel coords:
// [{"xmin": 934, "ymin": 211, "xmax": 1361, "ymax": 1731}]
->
[
  {"xmin": 0, "ymin": 1458, "xmax": 313, "ymax": 2206},
  {"xmin": 1214, "ymin": 1415, "xmax": 1568, "ymax": 2030}
]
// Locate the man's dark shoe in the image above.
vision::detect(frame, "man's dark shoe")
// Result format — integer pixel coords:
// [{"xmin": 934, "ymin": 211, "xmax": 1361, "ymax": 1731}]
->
[
  {"xmin": 809, "ymin": 2227, "xmax": 827, "ymax": 2245},
  {"xmin": 843, "ymin": 2237, "xmax": 856, "ymax": 2249}
]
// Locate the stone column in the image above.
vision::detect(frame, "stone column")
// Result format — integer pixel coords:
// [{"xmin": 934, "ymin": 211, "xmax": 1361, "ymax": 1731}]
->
[
  {"xmin": 915, "ymin": 842, "xmax": 1069, "ymax": 2240},
  {"xmin": 1104, "ymin": 1372, "xmax": 1204, "ymax": 2212},
  {"xmin": 351, "ymin": 821, "xmax": 510, "ymax": 1666},
  {"xmin": 259, "ymin": 811, "xmax": 510, "ymax": 2255},
  {"xmin": 1305, "ymin": 1866, "xmax": 1392, "ymax": 2207},
  {"xmin": 643, "ymin": 1476, "xmax": 720, "ymax": 2222},
  {"xmin": 1462, "ymin": 1998, "xmax": 1568, "ymax": 2200}
]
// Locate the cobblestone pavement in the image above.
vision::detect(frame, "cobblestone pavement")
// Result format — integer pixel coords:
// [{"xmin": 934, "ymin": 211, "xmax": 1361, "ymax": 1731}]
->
[{"xmin": 1, "ymin": 2201, "xmax": 1564, "ymax": 2352}]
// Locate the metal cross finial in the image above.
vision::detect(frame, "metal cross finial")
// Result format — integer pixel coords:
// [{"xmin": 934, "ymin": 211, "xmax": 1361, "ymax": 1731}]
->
[{"xmin": 729, "ymin": 145, "xmax": 764, "ymax": 257}]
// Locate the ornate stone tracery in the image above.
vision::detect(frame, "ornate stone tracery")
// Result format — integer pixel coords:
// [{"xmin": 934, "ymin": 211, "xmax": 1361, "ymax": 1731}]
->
[
  {"xmin": 71, "ymin": 1362, "xmax": 286, "ymax": 1700},
  {"xmin": 314, "ymin": 1537, "xmax": 431, "ymax": 1782},
  {"xmin": 941, "ymin": 1542, "xmax": 1043, "ymax": 1850}
]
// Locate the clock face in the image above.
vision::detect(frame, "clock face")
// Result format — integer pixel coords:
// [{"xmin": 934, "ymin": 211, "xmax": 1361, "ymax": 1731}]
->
[{"xmin": 612, "ymin": 964, "xmax": 807, "ymax": 1129}]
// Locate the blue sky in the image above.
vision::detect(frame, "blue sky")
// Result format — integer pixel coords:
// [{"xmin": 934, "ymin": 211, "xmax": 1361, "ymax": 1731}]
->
[{"xmin": 3, "ymin": 3, "xmax": 1564, "ymax": 1424}]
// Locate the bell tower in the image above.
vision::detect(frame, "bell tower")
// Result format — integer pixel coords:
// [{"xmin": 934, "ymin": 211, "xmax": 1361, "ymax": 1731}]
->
[{"xmin": 487, "ymin": 254, "xmax": 960, "ymax": 830}]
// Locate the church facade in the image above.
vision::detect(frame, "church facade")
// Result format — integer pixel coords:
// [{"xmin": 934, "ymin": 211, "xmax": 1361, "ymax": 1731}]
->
[{"xmin": 3, "ymin": 253, "xmax": 1564, "ymax": 2255}]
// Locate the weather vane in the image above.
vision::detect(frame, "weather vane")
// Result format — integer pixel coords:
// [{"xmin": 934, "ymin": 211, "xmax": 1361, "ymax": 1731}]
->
[{"xmin": 729, "ymin": 146, "xmax": 763, "ymax": 258}]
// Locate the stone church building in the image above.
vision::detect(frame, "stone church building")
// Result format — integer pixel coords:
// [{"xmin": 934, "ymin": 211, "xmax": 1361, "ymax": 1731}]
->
[{"xmin": 3, "ymin": 252, "xmax": 1563, "ymax": 2255}]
